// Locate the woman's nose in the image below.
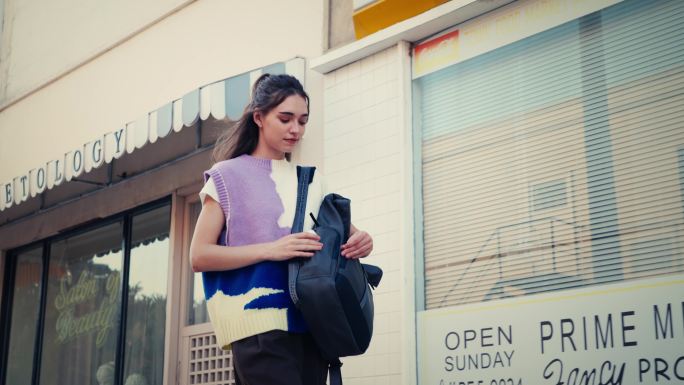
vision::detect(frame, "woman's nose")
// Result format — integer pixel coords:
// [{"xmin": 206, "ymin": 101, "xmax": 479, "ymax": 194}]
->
[{"xmin": 290, "ymin": 122, "xmax": 302, "ymax": 134}]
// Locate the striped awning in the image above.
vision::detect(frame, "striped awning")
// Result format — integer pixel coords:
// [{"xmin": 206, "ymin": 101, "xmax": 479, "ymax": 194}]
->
[{"xmin": 1, "ymin": 58, "xmax": 305, "ymax": 212}]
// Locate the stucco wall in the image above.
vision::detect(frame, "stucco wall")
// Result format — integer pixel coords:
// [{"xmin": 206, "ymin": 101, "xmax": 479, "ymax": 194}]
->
[
  {"xmin": 0, "ymin": 0, "xmax": 192, "ymax": 107},
  {"xmin": 0, "ymin": 0, "xmax": 325, "ymax": 185}
]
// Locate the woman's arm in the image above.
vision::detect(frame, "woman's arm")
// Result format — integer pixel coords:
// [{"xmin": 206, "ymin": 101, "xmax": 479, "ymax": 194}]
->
[
  {"xmin": 189, "ymin": 198, "xmax": 323, "ymax": 272},
  {"xmin": 341, "ymin": 223, "xmax": 373, "ymax": 259}
]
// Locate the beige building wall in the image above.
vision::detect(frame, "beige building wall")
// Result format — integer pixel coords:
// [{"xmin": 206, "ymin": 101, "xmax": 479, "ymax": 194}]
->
[
  {"xmin": 0, "ymin": 0, "xmax": 191, "ymax": 107},
  {"xmin": 321, "ymin": 44, "xmax": 414, "ymax": 385},
  {"xmin": 327, "ymin": 0, "xmax": 356, "ymax": 50},
  {"xmin": 0, "ymin": 0, "xmax": 325, "ymax": 187}
]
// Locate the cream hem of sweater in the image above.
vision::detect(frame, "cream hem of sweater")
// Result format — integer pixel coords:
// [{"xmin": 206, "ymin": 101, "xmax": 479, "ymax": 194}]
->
[
  {"xmin": 211, "ymin": 309, "xmax": 289, "ymax": 350},
  {"xmin": 206, "ymin": 290, "xmax": 289, "ymax": 350}
]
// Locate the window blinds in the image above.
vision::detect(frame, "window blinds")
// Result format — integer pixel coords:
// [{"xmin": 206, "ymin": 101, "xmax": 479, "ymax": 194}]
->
[{"xmin": 416, "ymin": 0, "xmax": 684, "ymax": 309}]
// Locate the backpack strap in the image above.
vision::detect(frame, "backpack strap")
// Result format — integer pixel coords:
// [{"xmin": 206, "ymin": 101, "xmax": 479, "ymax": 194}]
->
[
  {"xmin": 291, "ymin": 166, "xmax": 316, "ymax": 233},
  {"xmin": 329, "ymin": 359, "xmax": 343, "ymax": 385},
  {"xmin": 290, "ymin": 167, "xmax": 345, "ymax": 385},
  {"xmin": 288, "ymin": 166, "xmax": 316, "ymax": 305}
]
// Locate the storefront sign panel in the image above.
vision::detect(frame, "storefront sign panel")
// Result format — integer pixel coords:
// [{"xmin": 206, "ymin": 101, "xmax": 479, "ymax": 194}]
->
[
  {"xmin": 418, "ymin": 274, "xmax": 684, "ymax": 385},
  {"xmin": 414, "ymin": 30, "xmax": 460, "ymax": 79},
  {"xmin": 0, "ymin": 58, "xmax": 305, "ymax": 213},
  {"xmin": 1, "ymin": 128, "xmax": 126, "ymax": 210},
  {"xmin": 413, "ymin": 0, "xmax": 624, "ymax": 79}
]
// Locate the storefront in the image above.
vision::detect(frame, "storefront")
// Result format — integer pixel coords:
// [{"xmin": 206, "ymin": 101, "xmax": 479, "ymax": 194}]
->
[
  {"xmin": 412, "ymin": 0, "xmax": 684, "ymax": 383},
  {"xmin": 2, "ymin": 0, "xmax": 683, "ymax": 384},
  {"xmin": 0, "ymin": 54, "xmax": 317, "ymax": 385},
  {"xmin": 311, "ymin": 0, "xmax": 684, "ymax": 383}
]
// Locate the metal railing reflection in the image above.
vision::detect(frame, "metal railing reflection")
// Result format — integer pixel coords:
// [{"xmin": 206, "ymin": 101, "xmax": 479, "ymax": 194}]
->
[{"xmin": 438, "ymin": 216, "xmax": 584, "ymax": 307}]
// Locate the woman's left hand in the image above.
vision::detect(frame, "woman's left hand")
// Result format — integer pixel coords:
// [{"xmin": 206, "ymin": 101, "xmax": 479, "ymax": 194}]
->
[{"xmin": 341, "ymin": 230, "xmax": 373, "ymax": 259}]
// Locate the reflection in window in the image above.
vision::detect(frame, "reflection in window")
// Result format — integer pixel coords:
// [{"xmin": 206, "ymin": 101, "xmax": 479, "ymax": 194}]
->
[
  {"xmin": 531, "ymin": 180, "xmax": 567, "ymax": 212},
  {"xmin": 40, "ymin": 222, "xmax": 123, "ymax": 385},
  {"xmin": 187, "ymin": 201, "xmax": 209, "ymax": 325},
  {"xmin": 123, "ymin": 205, "xmax": 171, "ymax": 385},
  {"xmin": 678, "ymin": 149, "xmax": 684, "ymax": 211},
  {"xmin": 417, "ymin": 0, "xmax": 684, "ymax": 308},
  {"xmin": 5, "ymin": 246, "xmax": 42, "ymax": 385}
]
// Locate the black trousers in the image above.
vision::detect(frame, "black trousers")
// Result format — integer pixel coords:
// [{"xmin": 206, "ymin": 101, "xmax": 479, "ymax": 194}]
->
[{"xmin": 231, "ymin": 330, "xmax": 328, "ymax": 385}]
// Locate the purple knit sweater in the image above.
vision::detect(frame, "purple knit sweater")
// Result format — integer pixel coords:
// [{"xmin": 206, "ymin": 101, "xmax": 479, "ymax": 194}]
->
[{"xmin": 201, "ymin": 154, "xmax": 325, "ymax": 348}]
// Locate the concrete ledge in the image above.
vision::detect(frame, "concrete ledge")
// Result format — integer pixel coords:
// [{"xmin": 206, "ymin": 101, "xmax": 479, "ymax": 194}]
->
[{"xmin": 310, "ymin": 0, "xmax": 513, "ymax": 74}]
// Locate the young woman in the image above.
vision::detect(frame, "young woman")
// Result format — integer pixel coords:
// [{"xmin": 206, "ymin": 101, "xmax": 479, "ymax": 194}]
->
[{"xmin": 189, "ymin": 73, "xmax": 373, "ymax": 385}]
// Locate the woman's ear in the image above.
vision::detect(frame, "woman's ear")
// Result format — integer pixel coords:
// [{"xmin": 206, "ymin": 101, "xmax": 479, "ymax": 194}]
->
[{"xmin": 252, "ymin": 111, "xmax": 263, "ymax": 128}]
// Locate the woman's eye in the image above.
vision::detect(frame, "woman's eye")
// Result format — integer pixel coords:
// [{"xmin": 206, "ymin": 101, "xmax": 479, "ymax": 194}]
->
[{"xmin": 279, "ymin": 119, "xmax": 289, "ymax": 124}]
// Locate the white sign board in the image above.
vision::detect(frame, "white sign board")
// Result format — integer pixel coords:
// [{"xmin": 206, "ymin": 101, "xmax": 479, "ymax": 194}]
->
[{"xmin": 418, "ymin": 274, "xmax": 684, "ymax": 385}]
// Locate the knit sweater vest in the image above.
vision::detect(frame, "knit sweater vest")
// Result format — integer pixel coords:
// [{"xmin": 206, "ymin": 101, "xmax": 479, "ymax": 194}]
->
[{"xmin": 202, "ymin": 154, "xmax": 325, "ymax": 349}]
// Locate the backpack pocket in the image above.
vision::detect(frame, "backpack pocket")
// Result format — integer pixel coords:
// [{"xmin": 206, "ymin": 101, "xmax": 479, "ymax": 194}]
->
[
  {"xmin": 336, "ymin": 267, "xmax": 374, "ymax": 353},
  {"xmin": 297, "ymin": 226, "xmax": 340, "ymax": 279}
]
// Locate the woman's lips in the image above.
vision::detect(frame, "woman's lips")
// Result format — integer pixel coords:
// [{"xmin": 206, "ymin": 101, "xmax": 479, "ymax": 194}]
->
[{"xmin": 284, "ymin": 138, "xmax": 299, "ymax": 145}]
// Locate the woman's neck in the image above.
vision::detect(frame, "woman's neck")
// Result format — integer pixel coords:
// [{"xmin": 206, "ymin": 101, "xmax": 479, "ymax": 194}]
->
[
  {"xmin": 251, "ymin": 139, "xmax": 286, "ymax": 160},
  {"xmin": 245, "ymin": 152, "xmax": 290, "ymax": 164},
  {"xmin": 250, "ymin": 151, "xmax": 285, "ymax": 160}
]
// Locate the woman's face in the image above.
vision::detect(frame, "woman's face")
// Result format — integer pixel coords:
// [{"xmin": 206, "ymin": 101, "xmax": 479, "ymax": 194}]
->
[{"xmin": 254, "ymin": 94, "xmax": 309, "ymax": 159}]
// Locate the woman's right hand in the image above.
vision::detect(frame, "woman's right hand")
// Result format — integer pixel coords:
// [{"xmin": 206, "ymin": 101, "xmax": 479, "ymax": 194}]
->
[{"xmin": 265, "ymin": 232, "xmax": 323, "ymax": 261}]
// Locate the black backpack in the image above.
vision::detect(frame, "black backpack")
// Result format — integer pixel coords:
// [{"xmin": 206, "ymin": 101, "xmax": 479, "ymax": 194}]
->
[{"xmin": 289, "ymin": 166, "xmax": 382, "ymax": 385}]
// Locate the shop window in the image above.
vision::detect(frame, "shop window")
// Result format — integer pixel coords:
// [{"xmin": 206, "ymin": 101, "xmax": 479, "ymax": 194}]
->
[
  {"xmin": 39, "ymin": 222, "xmax": 123, "ymax": 385},
  {"xmin": 187, "ymin": 201, "xmax": 208, "ymax": 326},
  {"xmin": 123, "ymin": 205, "xmax": 171, "ymax": 385},
  {"xmin": 4, "ymin": 246, "xmax": 43, "ymax": 385},
  {"xmin": 679, "ymin": 148, "xmax": 684, "ymax": 212},
  {"xmin": 0, "ymin": 0, "xmax": 4, "ymax": 54},
  {"xmin": 530, "ymin": 180, "xmax": 566, "ymax": 212},
  {"xmin": 1, "ymin": 199, "xmax": 171, "ymax": 385},
  {"xmin": 414, "ymin": 0, "xmax": 684, "ymax": 309}
]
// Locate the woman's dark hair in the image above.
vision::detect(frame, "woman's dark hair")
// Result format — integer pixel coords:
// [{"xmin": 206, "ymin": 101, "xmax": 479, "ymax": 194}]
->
[{"xmin": 212, "ymin": 73, "xmax": 309, "ymax": 163}]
